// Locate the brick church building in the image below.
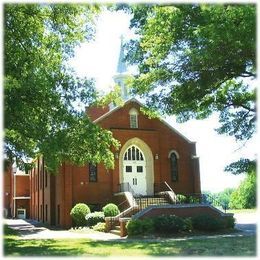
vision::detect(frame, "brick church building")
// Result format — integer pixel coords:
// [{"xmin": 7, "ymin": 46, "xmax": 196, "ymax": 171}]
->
[{"xmin": 4, "ymin": 39, "xmax": 201, "ymax": 228}]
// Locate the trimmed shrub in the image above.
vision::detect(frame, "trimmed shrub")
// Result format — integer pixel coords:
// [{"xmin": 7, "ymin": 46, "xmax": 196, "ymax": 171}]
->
[
  {"xmin": 191, "ymin": 214, "xmax": 223, "ymax": 231},
  {"xmin": 183, "ymin": 217, "xmax": 193, "ymax": 232},
  {"xmin": 70, "ymin": 203, "xmax": 90, "ymax": 227},
  {"xmin": 92, "ymin": 222, "xmax": 106, "ymax": 232},
  {"xmin": 224, "ymin": 216, "xmax": 235, "ymax": 229},
  {"xmin": 85, "ymin": 211, "xmax": 105, "ymax": 227},
  {"xmin": 153, "ymin": 215, "xmax": 189, "ymax": 233},
  {"xmin": 102, "ymin": 203, "xmax": 120, "ymax": 217},
  {"xmin": 126, "ymin": 219, "xmax": 154, "ymax": 236}
]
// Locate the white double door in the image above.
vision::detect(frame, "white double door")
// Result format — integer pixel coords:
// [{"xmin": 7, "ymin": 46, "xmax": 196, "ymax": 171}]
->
[{"xmin": 123, "ymin": 160, "xmax": 146, "ymax": 195}]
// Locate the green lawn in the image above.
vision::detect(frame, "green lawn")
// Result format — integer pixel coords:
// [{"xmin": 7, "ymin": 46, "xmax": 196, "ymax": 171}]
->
[
  {"xmin": 226, "ymin": 208, "xmax": 257, "ymax": 214},
  {"xmin": 4, "ymin": 225, "xmax": 256, "ymax": 257}
]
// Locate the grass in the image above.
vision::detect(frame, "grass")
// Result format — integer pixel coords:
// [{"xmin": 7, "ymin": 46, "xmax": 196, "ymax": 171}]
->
[
  {"xmin": 4, "ymin": 225, "xmax": 256, "ymax": 257},
  {"xmin": 226, "ymin": 208, "xmax": 257, "ymax": 214}
]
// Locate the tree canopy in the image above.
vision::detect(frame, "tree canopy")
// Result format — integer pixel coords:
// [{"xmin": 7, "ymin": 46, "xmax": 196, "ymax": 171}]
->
[
  {"xmin": 117, "ymin": 3, "xmax": 256, "ymax": 174},
  {"xmin": 229, "ymin": 171, "xmax": 256, "ymax": 209},
  {"xmin": 4, "ymin": 4, "xmax": 120, "ymax": 172}
]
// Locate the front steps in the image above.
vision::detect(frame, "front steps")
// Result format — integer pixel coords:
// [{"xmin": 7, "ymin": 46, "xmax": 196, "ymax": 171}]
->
[
  {"xmin": 108, "ymin": 195, "xmax": 171, "ymax": 236},
  {"xmin": 109, "ymin": 225, "xmax": 121, "ymax": 236}
]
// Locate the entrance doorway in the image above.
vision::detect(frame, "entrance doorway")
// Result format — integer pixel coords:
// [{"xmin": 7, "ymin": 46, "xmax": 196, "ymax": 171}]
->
[{"xmin": 123, "ymin": 145, "xmax": 146, "ymax": 195}]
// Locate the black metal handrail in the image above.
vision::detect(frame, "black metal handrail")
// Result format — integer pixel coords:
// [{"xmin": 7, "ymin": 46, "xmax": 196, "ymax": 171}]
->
[
  {"xmin": 134, "ymin": 194, "xmax": 170, "ymax": 211},
  {"xmin": 176, "ymin": 193, "xmax": 227, "ymax": 213}
]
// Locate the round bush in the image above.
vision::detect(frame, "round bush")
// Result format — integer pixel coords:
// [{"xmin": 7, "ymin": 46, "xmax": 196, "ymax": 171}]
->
[
  {"xmin": 102, "ymin": 203, "xmax": 120, "ymax": 217},
  {"xmin": 70, "ymin": 203, "xmax": 90, "ymax": 227},
  {"xmin": 85, "ymin": 211, "xmax": 105, "ymax": 227}
]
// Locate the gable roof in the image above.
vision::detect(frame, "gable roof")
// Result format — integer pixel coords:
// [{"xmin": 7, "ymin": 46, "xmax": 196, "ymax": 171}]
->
[{"xmin": 93, "ymin": 98, "xmax": 195, "ymax": 144}]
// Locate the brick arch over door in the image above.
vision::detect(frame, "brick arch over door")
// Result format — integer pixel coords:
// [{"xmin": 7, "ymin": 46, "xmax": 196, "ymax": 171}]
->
[{"xmin": 119, "ymin": 137, "xmax": 154, "ymax": 195}]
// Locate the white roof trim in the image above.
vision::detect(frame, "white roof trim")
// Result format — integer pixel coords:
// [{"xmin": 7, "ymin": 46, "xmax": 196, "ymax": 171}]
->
[{"xmin": 93, "ymin": 98, "xmax": 195, "ymax": 144}]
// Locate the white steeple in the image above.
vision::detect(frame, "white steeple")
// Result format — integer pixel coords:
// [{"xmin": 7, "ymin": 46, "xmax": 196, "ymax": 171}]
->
[{"xmin": 113, "ymin": 35, "xmax": 129, "ymax": 101}]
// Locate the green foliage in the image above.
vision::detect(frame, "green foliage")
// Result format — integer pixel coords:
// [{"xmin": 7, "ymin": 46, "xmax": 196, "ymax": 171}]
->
[
  {"xmin": 85, "ymin": 211, "xmax": 105, "ymax": 227},
  {"xmin": 176, "ymin": 194, "xmax": 187, "ymax": 203},
  {"xmin": 92, "ymin": 222, "xmax": 106, "ymax": 232},
  {"xmin": 126, "ymin": 219, "xmax": 154, "ymax": 236},
  {"xmin": 224, "ymin": 216, "xmax": 235, "ymax": 229},
  {"xmin": 215, "ymin": 188, "xmax": 235, "ymax": 210},
  {"xmin": 153, "ymin": 215, "xmax": 192, "ymax": 233},
  {"xmin": 4, "ymin": 3, "xmax": 120, "ymax": 172},
  {"xmin": 191, "ymin": 214, "xmax": 224, "ymax": 231},
  {"xmin": 120, "ymin": 4, "xmax": 256, "ymax": 157},
  {"xmin": 127, "ymin": 215, "xmax": 193, "ymax": 236},
  {"xmin": 70, "ymin": 203, "xmax": 90, "ymax": 227},
  {"xmin": 225, "ymin": 159, "xmax": 256, "ymax": 175},
  {"xmin": 102, "ymin": 203, "xmax": 120, "ymax": 217},
  {"xmin": 229, "ymin": 171, "xmax": 256, "ymax": 209}
]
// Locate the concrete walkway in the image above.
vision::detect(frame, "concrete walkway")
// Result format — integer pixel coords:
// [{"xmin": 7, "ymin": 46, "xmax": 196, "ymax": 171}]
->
[
  {"xmin": 234, "ymin": 212, "xmax": 257, "ymax": 235},
  {"xmin": 4, "ymin": 212, "xmax": 257, "ymax": 241},
  {"xmin": 4, "ymin": 219, "xmax": 123, "ymax": 240}
]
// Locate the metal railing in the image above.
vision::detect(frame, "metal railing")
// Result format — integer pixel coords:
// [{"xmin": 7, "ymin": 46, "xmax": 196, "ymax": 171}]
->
[
  {"xmin": 134, "ymin": 194, "xmax": 170, "ymax": 211},
  {"xmin": 176, "ymin": 193, "xmax": 227, "ymax": 213},
  {"xmin": 154, "ymin": 181, "xmax": 174, "ymax": 193},
  {"xmin": 118, "ymin": 182, "xmax": 135, "ymax": 194}
]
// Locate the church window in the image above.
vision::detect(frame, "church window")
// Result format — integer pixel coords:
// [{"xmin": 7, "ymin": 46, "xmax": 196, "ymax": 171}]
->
[
  {"xmin": 169, "ymin": 151, "xmax": 179, "ymax": 182},
  {"xmin": 124, "ymin": 145, "xmax": 144, "ymax": 161},
  {"xmin": 129, "ymin": 108, "xmax": 138, "ymax": 128},
  {"xmin": 89, "ymin": 164, "xmax": 97, "ymax": 182}
]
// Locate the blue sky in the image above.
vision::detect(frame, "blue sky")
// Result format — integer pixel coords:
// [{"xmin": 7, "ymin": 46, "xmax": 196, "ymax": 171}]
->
[{"xmin": 70, "ymin": 9, "xmax": 256, "ymax": 192}]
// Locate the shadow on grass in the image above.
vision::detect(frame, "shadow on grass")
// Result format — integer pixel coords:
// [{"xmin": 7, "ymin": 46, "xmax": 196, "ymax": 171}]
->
[
  {"xmin": 4, "ymin": 238, "xmax": 85, "ymax": 256},
  {"xmin": 4, "ymin": 227, "xmax": 256, "ymax": 257},
  {"xmin": 79, "ymin": 236, "xmax": 256, "ymax": 257}
]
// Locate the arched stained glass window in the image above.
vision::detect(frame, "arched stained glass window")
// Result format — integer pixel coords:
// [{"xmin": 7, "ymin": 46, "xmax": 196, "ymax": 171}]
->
[
  {"xmin": 170, "ymin": 152, "xmax": 178, "ymax": 181},
  {"xmin": 123, "ymin": 145, "xmax": 144, "ymax": 161}
]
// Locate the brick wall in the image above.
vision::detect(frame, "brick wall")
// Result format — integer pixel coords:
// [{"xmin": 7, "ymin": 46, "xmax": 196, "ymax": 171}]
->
[
  {"xmin": 136, "ymin": 205, "xmax": 226, "ymax": 219},
  {"xmin": 4, "ymin": 167, "xmax": 12, "ymax": 217}
]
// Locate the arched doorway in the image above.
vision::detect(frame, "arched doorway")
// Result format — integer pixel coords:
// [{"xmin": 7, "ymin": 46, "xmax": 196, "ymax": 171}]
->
[{"xmin": 119, "ymin": 138, "xmax": 154, "ymax": 195}]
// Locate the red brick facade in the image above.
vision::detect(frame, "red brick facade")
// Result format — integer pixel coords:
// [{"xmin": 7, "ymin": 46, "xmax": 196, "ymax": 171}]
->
[
  {"xmin": 3, "ymin": 166, "xmax": 30, "ymax": 219},
  {"xmin": 5, "ymin": 99, "xmax": 200, "ymax": 228}
]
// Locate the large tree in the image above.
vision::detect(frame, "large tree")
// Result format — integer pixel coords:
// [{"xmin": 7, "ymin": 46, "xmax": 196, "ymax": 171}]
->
[
  {"xmin": 4, "ymin": 4, "xmax": 120, "ymax": 172},
  {"xmin": 119, "ymin": 4, "xmax": 256, "ymax": 173}
]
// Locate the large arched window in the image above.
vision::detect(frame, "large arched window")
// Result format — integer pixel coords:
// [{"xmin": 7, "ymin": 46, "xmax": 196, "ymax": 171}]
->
[
  {"xmin": 123, "ymin": 145, "xmax": 144, "ymax": 161},
  {"xmin": 169, "ymin": 151, "xmax": 179, "ymax": 182},
  {"xmin": 129, "ymin": 108, "xmax": 139, "ymax": 129}
]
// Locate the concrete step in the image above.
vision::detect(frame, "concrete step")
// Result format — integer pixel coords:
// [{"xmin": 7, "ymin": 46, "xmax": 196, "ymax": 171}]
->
[{"xmin": 110, "ymin": 226, "xmax": 121, "ymax": 236}]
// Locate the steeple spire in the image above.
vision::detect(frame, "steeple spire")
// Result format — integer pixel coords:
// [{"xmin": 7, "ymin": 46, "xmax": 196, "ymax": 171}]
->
[
  {"xmin": 110, "ymin": 35, "xmax": 130, "ymax": 110},
  {"xmin": 116, "ymin": 35, "xmax": 127, "ymax": 73}
]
